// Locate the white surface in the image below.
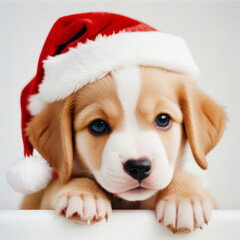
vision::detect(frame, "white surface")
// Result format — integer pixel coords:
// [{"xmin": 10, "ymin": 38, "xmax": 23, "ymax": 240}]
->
[
  {"xmin": 0, "ymin": 210, "xmax": 240, "ymax": 240},
  {"xmin": 0, "ymin": 0, "xmax": 240, "ymax": 209}
]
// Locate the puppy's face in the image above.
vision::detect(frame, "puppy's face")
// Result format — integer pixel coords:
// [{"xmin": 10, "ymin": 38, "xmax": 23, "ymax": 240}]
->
[
  {"xmin": 27, "ymin": 66, "xmax": 226, "ymax": 202},
  {"xmin": 74, "ymin": 67, "xmax": 185, "ymax": 201}
]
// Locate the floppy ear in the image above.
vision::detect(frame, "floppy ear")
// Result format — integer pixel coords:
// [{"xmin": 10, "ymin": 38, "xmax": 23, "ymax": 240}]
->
[
  {"xmin": 178, "ymin": 81, "xmax": 227, "ymax": 169},
  {"xmin": 26, "ymin": 97, "xmax": 74, "ymax": 183}
]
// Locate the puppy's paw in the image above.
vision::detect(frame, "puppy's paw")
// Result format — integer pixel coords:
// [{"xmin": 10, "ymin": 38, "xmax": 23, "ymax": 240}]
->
[
  {"xmin": 55, "ymin": 194, "xmax": 112, "ymax": 224},
  {"xmin": 156, "ymin": 197, "xmax": 212, "ymax": 233}
]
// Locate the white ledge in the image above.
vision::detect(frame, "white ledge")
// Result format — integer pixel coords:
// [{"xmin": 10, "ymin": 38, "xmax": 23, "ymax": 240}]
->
[{"xmin": 0, "ymin": 210, "xmax": 240, "ymax": 240}]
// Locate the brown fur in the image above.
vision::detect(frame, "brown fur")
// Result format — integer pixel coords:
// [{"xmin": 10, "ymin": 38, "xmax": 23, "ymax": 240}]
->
[
  {"xmin": 138, "ymin": 67, "xmax": 186, "ymax": 165},
  {"xmin": 73, "ymin": 74, "xmax": 124, "ymax": 170},
  {"xmin": 23, "ymin": 67, "xmax": 225, "ymax": 221},
  {"xmin": 26, "ymin": 99, "xmax": 74, "ymax": 184},
  {"xmin": 177, "ymin": 79, "xmax": 227, "ymax": 169}
]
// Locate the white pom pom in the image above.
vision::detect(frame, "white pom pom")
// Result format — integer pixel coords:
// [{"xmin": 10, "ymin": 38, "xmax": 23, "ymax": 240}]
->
[{"xmin": 7, "ymin": 156, "xmax": 52, "ymax": 194}]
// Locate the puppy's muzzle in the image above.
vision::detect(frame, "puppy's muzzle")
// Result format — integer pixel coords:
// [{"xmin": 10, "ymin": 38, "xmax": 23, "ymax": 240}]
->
[{"xmin": 124, "ymin": 159, "xmax": 152, "ymax": 182}]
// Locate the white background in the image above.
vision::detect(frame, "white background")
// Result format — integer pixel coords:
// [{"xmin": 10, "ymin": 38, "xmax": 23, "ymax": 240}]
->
[{"xmin": 0, "ymin": 0, "xmax": 239, "ymax": 209}]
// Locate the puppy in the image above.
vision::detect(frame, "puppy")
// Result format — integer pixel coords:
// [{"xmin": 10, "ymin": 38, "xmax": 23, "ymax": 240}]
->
[{"xmin": 21, "ymin": 66, "xmax": 226, "ymax": 233}]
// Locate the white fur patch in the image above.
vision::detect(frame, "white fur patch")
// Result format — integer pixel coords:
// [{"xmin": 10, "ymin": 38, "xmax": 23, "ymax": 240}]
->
[
  {"xmin": 182, "ymin": 143, "xmax": 208, "ymax": 188},
  {"xmin": 163, "ymin": 200, "xmax": 176, "ymax": 228},
  {"xmin": 177, "ymin": 201, "xmax": 194, "ymax": 230},
  {"xmin": 113, "ymin": 66, "xmax": 141, "ymax": 133},
  {"xmin": 66, "ymin": 196, "xmax": 83, "ymax": 219}
]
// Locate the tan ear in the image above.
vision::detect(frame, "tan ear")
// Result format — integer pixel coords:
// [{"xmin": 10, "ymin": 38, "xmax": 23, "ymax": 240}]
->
[
  {"xmin": 26, "ymin": 97, "xmax": 74, "ymax": 183},
  {"xmin": 179, "ymin": 81, "xmax": 227, "ymax": 169}
]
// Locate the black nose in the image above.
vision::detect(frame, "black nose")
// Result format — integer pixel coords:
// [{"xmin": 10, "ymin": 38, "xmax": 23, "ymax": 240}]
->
[{"xmin": 124, "ymin": 159, "xmax": 152, "ymax": 182}]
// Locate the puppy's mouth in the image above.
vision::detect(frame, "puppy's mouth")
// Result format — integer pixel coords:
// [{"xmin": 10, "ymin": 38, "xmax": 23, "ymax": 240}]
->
[
  {"xmin": 117, "ymin": 186, "xmax": 157, "ymax": 201},
  {"xmin": 126, "ymin": 182, "xmax": 156, "ymax": 192},
  {"xmin": 125, "ymin": 185, "xmax": 156, "ymax": 194},
  {"xmin": 128, "ymin": 186, "xmax": 147, "ymax": 192}
]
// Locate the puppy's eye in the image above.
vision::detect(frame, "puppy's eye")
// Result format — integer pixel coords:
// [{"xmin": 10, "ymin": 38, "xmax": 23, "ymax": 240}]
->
[
  {"xmin": 88, "ymin": 119, "xmax": 111, "ymax": 136},
  {"xmin": 155, "ymin": 114, "xmax": 172, "ymax": 130}
]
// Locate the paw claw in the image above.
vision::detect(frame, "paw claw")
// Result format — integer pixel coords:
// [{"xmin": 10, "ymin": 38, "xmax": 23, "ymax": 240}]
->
[
  {"xmin": 178, "ymin": 227, "xmax": 191, "ymax": 233},
  {"xmin": 55, "ymin": 196, "xmax": 68, "ymax": 215},
  {"xmin": 167, "ymin": 224, "xmax": 175, "ymax": 233}
]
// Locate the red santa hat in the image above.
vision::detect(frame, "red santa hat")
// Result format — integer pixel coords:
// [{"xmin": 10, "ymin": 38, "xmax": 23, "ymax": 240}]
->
[{"xmin": 7, "ymin": 12, "xmax": 199, "ymax": 194}]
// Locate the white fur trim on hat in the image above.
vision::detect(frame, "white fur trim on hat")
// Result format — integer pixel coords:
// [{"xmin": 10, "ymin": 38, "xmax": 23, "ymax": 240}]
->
[
  {"xmin": 28, "ymin": 31, "xmax": 199, "ymax": 115},
  {"xmin": 7, "ymin": 156, "xmax": 52, "ymax": 194},
  {"xmin": 28, "ymin": 94, "xmax": 47, "ymax": 116}
]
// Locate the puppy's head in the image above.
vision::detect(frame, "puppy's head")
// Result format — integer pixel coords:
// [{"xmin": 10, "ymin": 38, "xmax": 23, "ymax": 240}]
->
[{"xmin": 26, "ymin": 66, "xmax": 226, "ymax": 201}]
